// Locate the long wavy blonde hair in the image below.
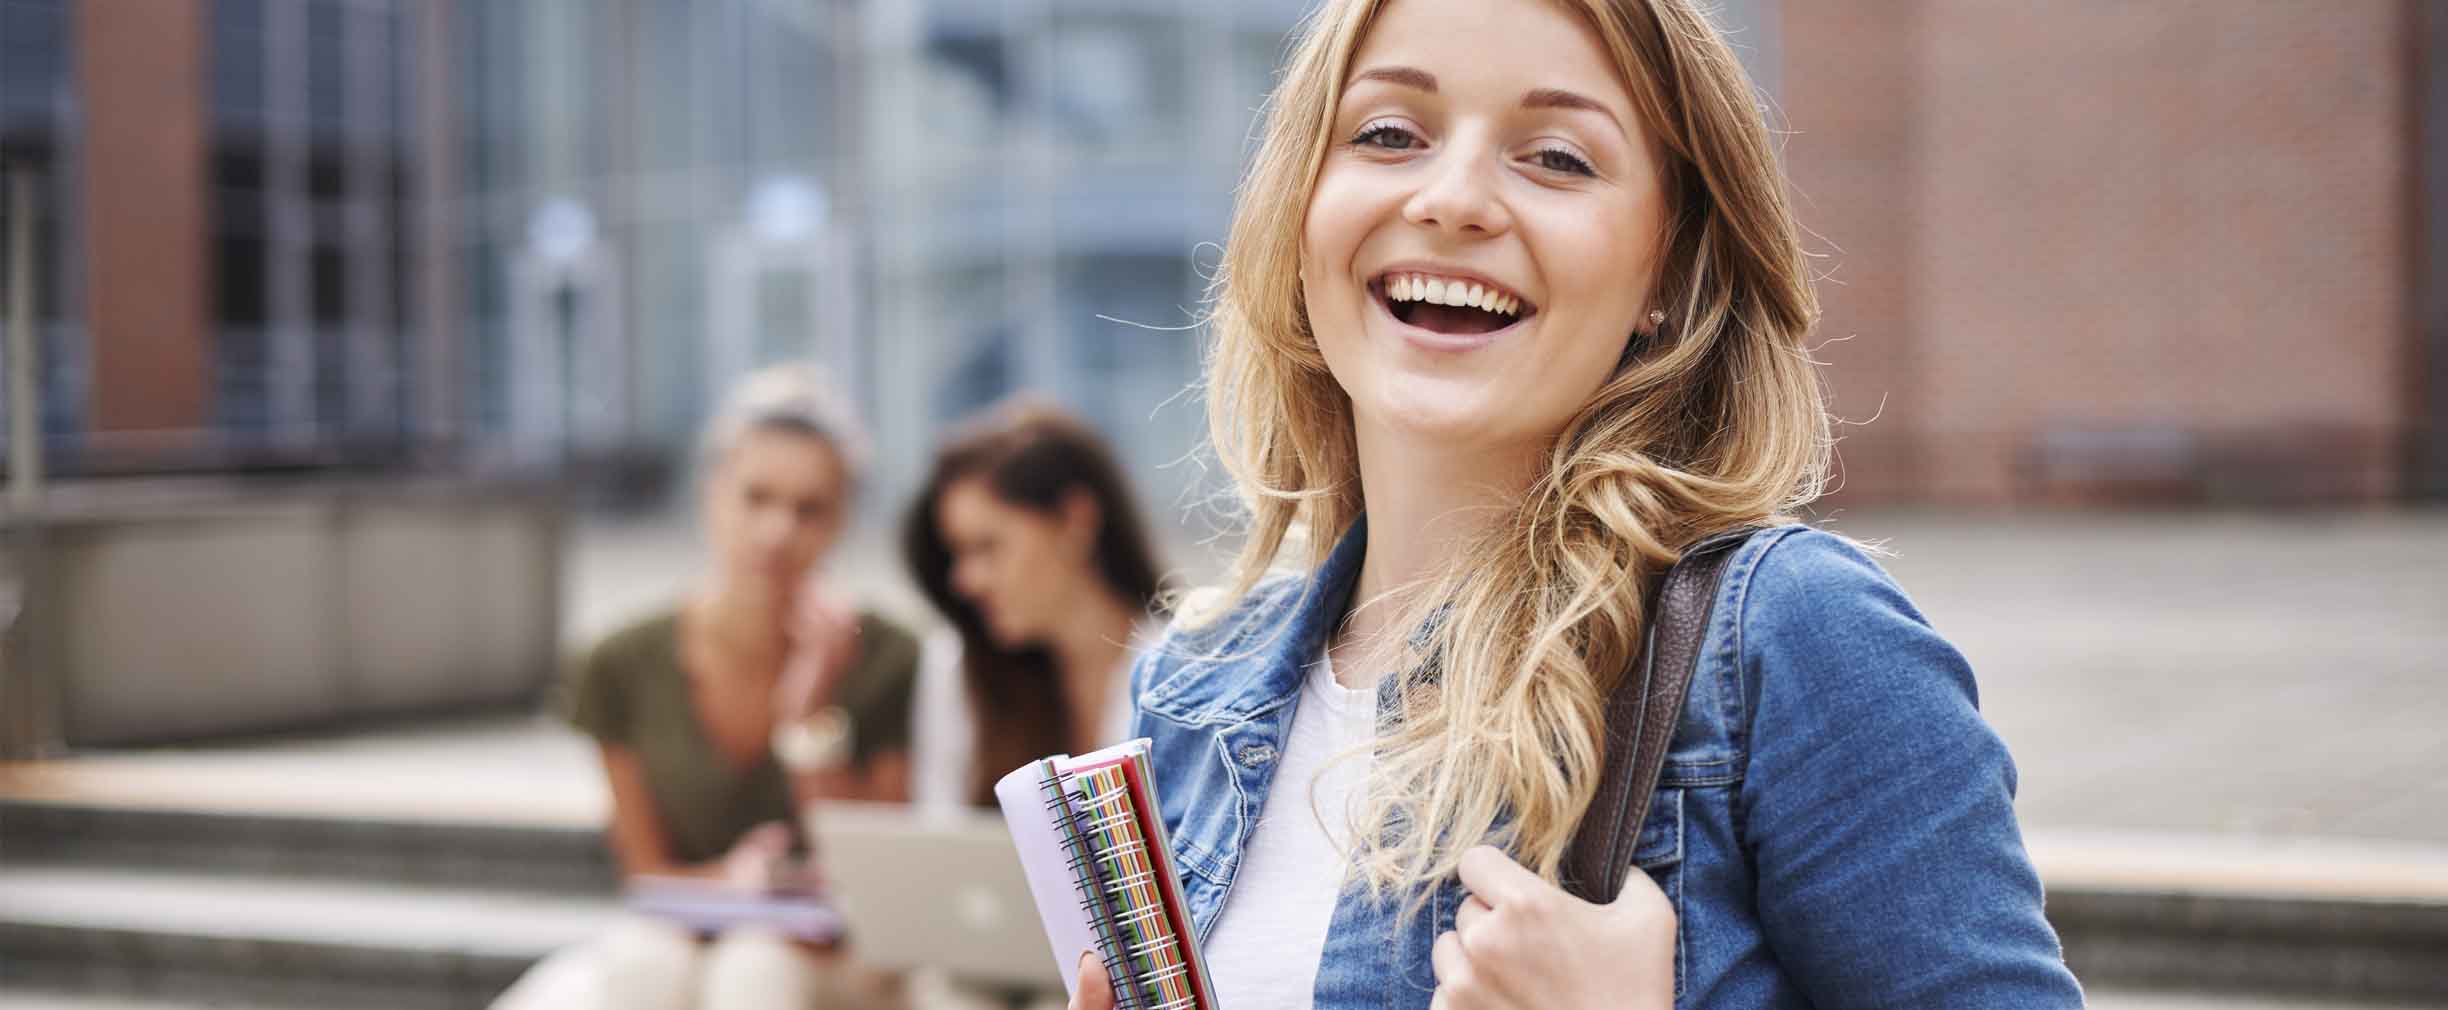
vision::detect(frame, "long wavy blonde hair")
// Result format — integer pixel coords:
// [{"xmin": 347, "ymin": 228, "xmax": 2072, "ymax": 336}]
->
[{"xmin": 1192, "ymin": 0, "xmax": 1833, "ymax": 899}]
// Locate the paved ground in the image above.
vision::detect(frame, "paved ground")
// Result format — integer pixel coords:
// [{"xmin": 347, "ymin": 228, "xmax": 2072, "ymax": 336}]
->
[
  {"xmin": 569, "ymin": 507, "xmax": 2448, "ymax": 848},
  {"xmin": 9, "ymin": 508, "xmax": 2443, "ymax": 1009},
  {"xmin": 0, "ymin": 987, "xmax": 2419, "ymax": 1010},
  {"xmin": 1825, "ymin": 510, "xmax": 2448, "ymax": 847}
]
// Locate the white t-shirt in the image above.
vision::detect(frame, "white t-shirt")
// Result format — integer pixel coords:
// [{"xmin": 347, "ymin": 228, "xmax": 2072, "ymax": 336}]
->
[
  {"xmin": 909, "ymin": 624, "xmax": 1148, "ymax": 814},
  {"xmin": 1202, "ymin": 647, "xmax": 1376, "ymax": 1010}
]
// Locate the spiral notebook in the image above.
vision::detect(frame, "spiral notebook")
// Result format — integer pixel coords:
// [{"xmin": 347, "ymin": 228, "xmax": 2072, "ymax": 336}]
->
[{"xmin": 994, "ymin": 739, "xmax": 1216, "ymax": 1010}]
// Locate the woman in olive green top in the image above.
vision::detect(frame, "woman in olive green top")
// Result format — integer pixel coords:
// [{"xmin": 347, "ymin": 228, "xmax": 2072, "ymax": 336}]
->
[
  {"xmin": 567, "ymin": 605, "xmax": 918, "ymax": 872},
  {"xmin": 494, "ymin": 364, "xmax": 918, "ymax": 1010}
]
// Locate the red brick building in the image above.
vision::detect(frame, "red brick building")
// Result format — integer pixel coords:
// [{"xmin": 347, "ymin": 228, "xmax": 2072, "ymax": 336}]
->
[{"xmin": 1781, "ymin": 1, "xmax": 2441, "ymax": 506}]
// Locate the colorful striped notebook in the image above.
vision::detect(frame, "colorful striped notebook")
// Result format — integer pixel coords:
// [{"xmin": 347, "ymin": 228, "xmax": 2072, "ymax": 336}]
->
[{"xmin": 994, "ymin": 739, "xmax": 1216, "ymax": 1010}]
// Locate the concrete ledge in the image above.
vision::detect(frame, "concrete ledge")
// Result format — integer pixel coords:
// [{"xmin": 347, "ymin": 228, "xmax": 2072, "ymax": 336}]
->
[
  {"xmin": 2033, "ymin": 831, "xmax": 2448, "ymax": 1003},
  {"xmin": 0, "ymin": 866, "xmax": 610, "ymax": 1010},
  {"xmin": 0, "ymin": 798, "xmax": 616, "ymax": 896}
]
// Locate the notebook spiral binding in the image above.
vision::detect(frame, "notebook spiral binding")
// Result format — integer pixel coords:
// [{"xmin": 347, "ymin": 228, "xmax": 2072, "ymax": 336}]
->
[
  {"xmin": 1064, "ymin": 765, "xmax": 1199, "ymax": 1010},
  {"xmin": 1039, "ymin": 761, "xmax": 1147, "ymax": 1010}
]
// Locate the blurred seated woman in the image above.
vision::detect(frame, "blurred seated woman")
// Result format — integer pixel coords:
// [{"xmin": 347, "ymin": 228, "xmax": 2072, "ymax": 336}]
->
[
  {"xmin": 494, "ymin": 363, "xmax": 920, "ymax": 1010},
  {"xmin": 902, "ymin": 400, "xmax": 1168, "ymax": 812}
]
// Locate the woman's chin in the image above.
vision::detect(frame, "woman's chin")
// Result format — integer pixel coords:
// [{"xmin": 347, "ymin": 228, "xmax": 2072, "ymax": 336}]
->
[
  {"xmin": 982, "ymin": 618, "xmax": 1035, "ymax": 652},
  {"xmin": 1356, "ymin": 377, "xmax": 1532, "ymax": 448}
]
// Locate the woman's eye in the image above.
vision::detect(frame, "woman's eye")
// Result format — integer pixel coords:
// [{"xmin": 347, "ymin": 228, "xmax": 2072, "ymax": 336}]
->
[
  {"xmin": 1533, "ymin": 146, "xmax": 1596, "ymax": 176},
  {"xmin": 1351, "ymin": 122, "xmax": 1423, "ymax": 151}
]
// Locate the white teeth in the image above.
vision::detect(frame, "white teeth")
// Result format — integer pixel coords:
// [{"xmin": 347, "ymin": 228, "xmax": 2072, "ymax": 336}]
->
[{"xmin": 1382, "ymin": 272, "xmax": 1523, "ymax": 317}]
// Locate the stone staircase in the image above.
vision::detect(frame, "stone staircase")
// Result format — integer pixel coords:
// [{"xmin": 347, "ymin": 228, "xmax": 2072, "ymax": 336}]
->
[
  {"xmin": 0, "ymin": 722, "xmax": 622, "ymax": 1010},
  {"xmin": 0, "ymin": 795, "xmax": 617, "ymax": 1009},
  {"xmin": 4, "ymin": 726, "xmax": 2446, "ymax": 1009},
  {"xmin": 2033, "ymin": 831, "xmax": 2448, "ymax": 1006}
]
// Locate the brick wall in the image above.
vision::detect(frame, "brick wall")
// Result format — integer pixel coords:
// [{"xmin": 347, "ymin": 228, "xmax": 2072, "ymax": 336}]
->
[
  {"xmin": 76, "ymin": 0, "xmax": 212, "ymax": 441},
  {"xmin": 1783, "ymin": 2, "xmax": 2414, "ymax": 506}
]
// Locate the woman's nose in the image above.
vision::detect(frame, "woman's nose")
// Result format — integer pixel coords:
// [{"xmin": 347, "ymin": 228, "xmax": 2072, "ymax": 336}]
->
[
  {"xmin": 1402, "ymin": 134, "xmax": 1512, "ymax": 237},
  {"xmin": 749, "ymin": 507, "xmax": 796, "ymax": 549},
  {"xmin": 950, "ymin": 559, "xmax": 989, "ymax": 600}
]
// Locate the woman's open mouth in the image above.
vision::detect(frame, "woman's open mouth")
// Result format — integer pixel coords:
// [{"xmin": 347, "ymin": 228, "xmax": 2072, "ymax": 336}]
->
[{"xmin": 1371, "ymin": 270, "xmax": 1537, "ymax": 338}]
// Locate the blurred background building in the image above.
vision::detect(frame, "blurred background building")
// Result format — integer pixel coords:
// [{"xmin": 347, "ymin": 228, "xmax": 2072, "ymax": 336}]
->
[
  {"xmin": 5, "ymin": 0, "xmax": 1802, "ymax": 520},
  {"xmin": 3, "ymin": 2, "xmax": 2446, "ymax": 1008},
  {"xmin": 17, "ymin": 0, "xmax": 2428, "ymax": 514}
]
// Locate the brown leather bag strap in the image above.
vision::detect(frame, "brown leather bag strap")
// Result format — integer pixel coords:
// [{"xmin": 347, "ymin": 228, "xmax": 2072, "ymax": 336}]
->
[{"xmin": 1560, "ymin": 526, "xmax": 1761, "ymax": 904}]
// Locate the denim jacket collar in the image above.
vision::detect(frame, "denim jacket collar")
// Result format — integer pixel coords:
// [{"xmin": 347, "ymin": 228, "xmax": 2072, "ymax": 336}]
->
[{"xmin": 1153, "ymin": 515, "xmax": 1371, "ymax": 725}]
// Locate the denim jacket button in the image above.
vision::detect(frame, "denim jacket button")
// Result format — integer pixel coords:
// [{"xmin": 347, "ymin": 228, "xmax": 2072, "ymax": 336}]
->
[{"xmin": 1236, "ymin": 742, "xmax": 1277, "ymax": 767}]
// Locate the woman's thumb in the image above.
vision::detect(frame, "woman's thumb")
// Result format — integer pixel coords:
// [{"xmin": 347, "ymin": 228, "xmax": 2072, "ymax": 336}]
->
[{"xmin": 1071, "ymin": 950, "xmax": 1117, "ymax": 1010}]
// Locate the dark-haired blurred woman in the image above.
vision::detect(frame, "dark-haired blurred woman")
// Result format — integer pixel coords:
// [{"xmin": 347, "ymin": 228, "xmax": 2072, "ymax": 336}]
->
[{"xmin": 902, "ymin": 399, "xmax": 1167, "ymax": 812}]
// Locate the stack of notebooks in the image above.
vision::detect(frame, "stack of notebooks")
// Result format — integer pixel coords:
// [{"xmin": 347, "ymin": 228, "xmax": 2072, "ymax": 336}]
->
[{"xmin": 996, "ymin": 739, "xmax": 1217, "ymax": 1010}]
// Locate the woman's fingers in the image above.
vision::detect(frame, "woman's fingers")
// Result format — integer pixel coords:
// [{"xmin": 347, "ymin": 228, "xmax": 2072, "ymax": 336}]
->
[
  {"xmin": 1611, "ymin": 860, "xmax": 1677, "ymax": 925},
  {"xmin": 1455, "ymin": 894, "xmax": 1494, "ymax": 946},
  {"xmin": 1431, "ymin": 929, "xmax": 1469, "ymax": 985},
  {"xmin": 1069, "ymin": 950, "xmax": 1116, "ymax": 1010},
  {"xmin": 718, "ymin": 821, "xmax": 795, "ymax": 892},
  {"xmin": 1456, "ymin": 845, "xmax": 1547, "ymax": 910},
  {"xmin": 1430, "ymin": 930, "xmax": 1495, "ymax": 1010},
  {"xmin": 778, "ymin": 595, "xmax": 861, "ymax": 718}
]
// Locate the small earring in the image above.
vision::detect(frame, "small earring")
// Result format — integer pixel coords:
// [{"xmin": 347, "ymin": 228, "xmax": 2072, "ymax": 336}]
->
[{"xmin": 1647, "ymin": 308, "xmax": 1667, "ymax": 328}]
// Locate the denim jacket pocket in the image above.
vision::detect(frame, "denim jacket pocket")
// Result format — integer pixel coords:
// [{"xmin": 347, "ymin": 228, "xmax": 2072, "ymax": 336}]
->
[
  {"xmin": 1632, "ymin": 786, "xmax": 1685, "ymax": 870},
  {"xmin": 1629, "ymin": 787, "xmax": 1687, "ymax": 1002}
]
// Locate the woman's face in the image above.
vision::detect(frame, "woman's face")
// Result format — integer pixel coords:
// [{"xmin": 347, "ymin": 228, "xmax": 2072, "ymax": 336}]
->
[
  {"xmin": 936, "ymin": 476, "xmax": 1095, "ymax": 650},
  {"xmin": 703, "ymin": 427, "xmax": 849, "ymax": 599},
  {"xmin": 1302, "ymin": 0, "xmax": 1667, "ymax": 453}
]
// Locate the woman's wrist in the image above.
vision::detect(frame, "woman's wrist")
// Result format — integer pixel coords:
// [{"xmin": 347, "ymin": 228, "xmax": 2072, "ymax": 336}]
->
[{"xmin": 773, "ymin": 705, "xmax": 854, "ymax": 773}]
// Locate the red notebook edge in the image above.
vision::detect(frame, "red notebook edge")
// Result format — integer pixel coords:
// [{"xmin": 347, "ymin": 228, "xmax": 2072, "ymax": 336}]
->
[{"xmin": 1117, "ymin": 748, "xmax": 1218, "ymax": 1010}]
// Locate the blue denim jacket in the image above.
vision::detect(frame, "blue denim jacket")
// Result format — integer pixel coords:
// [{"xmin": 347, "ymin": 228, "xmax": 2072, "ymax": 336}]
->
[{"xmin": 1129, "ymin": 518, "xmax": 2084, "ymax": 1009}]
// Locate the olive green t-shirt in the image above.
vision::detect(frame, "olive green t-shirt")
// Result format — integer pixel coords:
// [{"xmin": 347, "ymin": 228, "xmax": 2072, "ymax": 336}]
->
[{"xmin": 562, "ymin": 608, "xmax": 921, "ymax": 865}]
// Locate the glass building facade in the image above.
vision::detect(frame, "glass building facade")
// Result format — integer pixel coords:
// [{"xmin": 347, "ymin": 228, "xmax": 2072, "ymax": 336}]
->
[
  {"xmin": 0, "ymin": 0, "xmax": 80, "ymax": 453},
  {"xmin": 207, "ymin": 0, "xmax": 418, "ymax": 460},
  {"xmin": 442, "ymin": 0, "xmax": 1319, "ymax": 515},
  {"xmin": 2, "ymin": 0, "xmax": 1782, "ymax": 517}
]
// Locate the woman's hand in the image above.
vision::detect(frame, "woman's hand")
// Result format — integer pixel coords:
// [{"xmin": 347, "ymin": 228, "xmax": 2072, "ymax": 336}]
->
[
  {"xmin": 1067, "ymin": 950, "xmax": 1116, "ymax": 1010},
  {"xmin": 1431, "ymin": 845, "xmax": 1676, "ymax": 1010},
  {"xmin": 718, "ymin": 820, "xmax": 796, "ymax": 893},
  {"xmin": 775, "ymin": 593, "xmax": 860, "ymax": 723}
]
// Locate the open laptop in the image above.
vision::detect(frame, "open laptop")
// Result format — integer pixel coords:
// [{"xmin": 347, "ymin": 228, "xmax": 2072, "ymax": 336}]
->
[{"xmin": 805, "ymin": 800, "xmax": 1064, "ymax": 990}]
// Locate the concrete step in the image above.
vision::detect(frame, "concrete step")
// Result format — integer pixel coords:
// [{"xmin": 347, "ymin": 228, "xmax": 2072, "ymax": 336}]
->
[
  {"xmin": 2034, "ymin": 832, "xmax": 2448, "ymax": 1004},
  {"xmin": 0, "ymin": 797, "xmax": 615, "ymax": 897},
  {"xmin": 0, "ymin": 989, "xmax": 327, "ymax": 1009},
  {"xmin": 7, "ymin": 737, "xmax": 2447, "ymax": 1006},
  {"xmin": 2082, "ymin": 989, "xmax": 2439, "ymax": 1010},
  {"xmin": 0, "ymin": 865, "xmax": 612, "ymax": 1010}
]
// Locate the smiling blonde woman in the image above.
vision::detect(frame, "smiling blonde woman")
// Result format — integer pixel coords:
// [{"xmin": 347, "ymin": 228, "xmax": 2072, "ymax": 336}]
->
[{"xmin": 1068, "ymin": 2, "xmax": 2088, "ymax": 1010}]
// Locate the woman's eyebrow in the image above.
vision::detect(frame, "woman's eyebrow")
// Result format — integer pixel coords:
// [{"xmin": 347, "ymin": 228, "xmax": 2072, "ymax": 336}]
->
[
  {"xmin": 1345, "ymin": 67, "xmax": 1624, "ymax": 138},
  {"xmin": 1522, "ymin": 87, "xmax": 1625, "ymax": 136},
  {"xmin": 1349, "ymin": 65, "xmax": 1437, "ymax": 92}
]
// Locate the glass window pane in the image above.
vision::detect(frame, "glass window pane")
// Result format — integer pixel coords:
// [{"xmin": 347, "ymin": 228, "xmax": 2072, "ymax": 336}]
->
[{"xmin": 216, "ymin": 237, "xmax": 269, "ymax": 330}]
